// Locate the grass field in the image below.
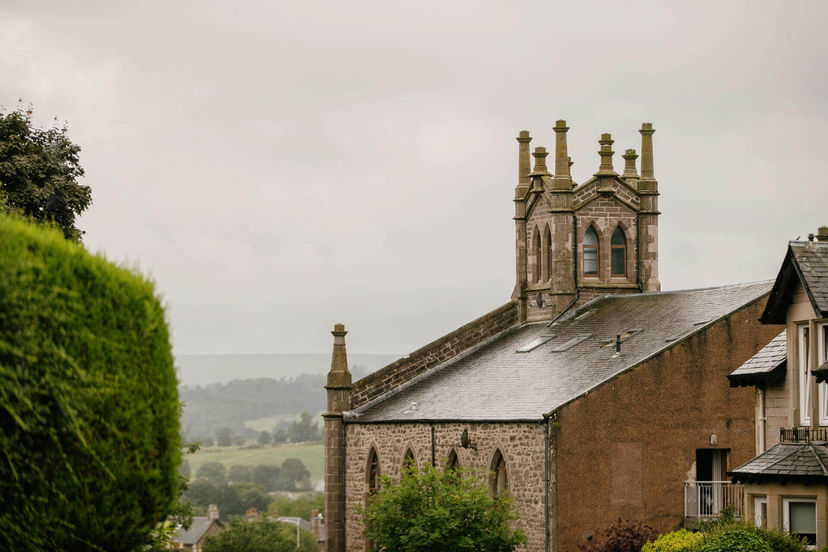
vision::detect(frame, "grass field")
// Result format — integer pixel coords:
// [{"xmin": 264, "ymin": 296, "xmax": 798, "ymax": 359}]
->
[
  {"xmin": 186, "ymin": 442, "xmax": 324, "ymax": 484},
  {"xmin": 242, "ymin": 413, "xmax": 321, "ymax": 433}
]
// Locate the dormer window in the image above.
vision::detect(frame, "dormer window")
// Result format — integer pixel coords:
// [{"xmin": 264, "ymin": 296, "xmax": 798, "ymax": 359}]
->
[
  {"xmin": 583, "ymin": 226, "xmax": 599, "ymax": 275},
  {"xmin": 611, "ymin": 226, "xmax": 626, "ymax": 277}
]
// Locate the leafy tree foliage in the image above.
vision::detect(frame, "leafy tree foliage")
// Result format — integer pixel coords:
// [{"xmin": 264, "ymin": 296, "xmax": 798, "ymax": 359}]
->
[
  {"xmin": 183, "ymin": 481, "xmax": 270, "ymax": 520},
  {"xmin": 228, "ymin": 464, "xmax": 253, "ymax": 483},
  {"xmin": 253, "ymin": 464, "xmax": 281, "ymax": 491},
  {"xmin": 203, "ymin": 518, "xmax": 319, "ymax": 552},
  {"xmin": 197, "ymin": 462, "xmax": 227, "ymax": 486},
  {"xmin": 280, "ymin": 458, "xmax": 311, "ymax": 490},
  {"xmin": 268, "ymin": 493, "xmax": 324, "ymax": 521},
  {"xmin": 287, "ymin": 412, "xmax": 322, "ymax": 443},
  {"xmin": 179, "ymin": 459, "xmax": 191, "ymax": 478},
  {"xmin": 0, "ymin": 216, "xmax": 180, "ymax": 551},
  {"xmin": 273, "ymin": 428, "xmax": 288, "ymax": 443},
  {"xmin": 258, "ymin": 430, "xmax": 273, "ymax": 445},
  {"xmin": 216, "ymin": 426, "xmax": 235, "ymax": 447},
  {"xmin": 358, "ymin": 462, "xmax": 526, "ymax": 552},
  {"xmin": 0, "ymin": 105, "xmax": 91, "ymax": 240}
]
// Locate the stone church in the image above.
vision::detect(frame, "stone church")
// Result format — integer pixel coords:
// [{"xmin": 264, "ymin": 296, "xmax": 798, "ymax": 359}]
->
[{"xmin": 324, "ymin": 122, "xmax": 782, "ymax": 552}]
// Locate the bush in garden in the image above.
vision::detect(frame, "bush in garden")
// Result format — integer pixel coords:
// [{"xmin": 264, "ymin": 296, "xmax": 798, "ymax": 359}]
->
[
  {"xmin": 578, "ymin": 519, "xmax": 660, "ymax": 552},
  {"xmin": 643, "ymin": 529, "xmax": 705, "ymax": 552},
  {"xmin": 0, "ymin": 215, "xmax": 180, "ymax": 551},
  {"xmin": 697, "ymin": 527, "xmax": 773, "ymax": 552}
]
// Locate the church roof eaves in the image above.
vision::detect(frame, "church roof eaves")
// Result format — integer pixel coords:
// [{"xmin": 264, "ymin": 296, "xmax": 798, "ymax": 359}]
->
[{"xmin": 350, "ymin": 281, "xmax": 774, "ymax": 423}]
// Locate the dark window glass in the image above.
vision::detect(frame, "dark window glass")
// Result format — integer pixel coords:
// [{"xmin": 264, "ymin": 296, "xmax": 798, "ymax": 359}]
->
[
  {"xmin": 367, "ymin": 449, "xmax": 379, "ymax": 494},
  {"xmin": 491, "ymin": 450, "xmax": 508, "ymax": 497},
  {"xmin": 447, "ymin": 449, "xmax": 459, "ymax": 471},
  {"xmin": 532, "ymin": 227, "xmax": 541, "ymax": 282},
  {"xmin": 584, "ymin": 227, "xmax": 598, "ymax": 275},
  {"xmin": 611, "ymin": 227, "xmax": 626, "ymax": 276}
]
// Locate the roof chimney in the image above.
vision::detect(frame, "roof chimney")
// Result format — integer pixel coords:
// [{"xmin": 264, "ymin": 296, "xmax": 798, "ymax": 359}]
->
[
  {"xmin": 817, "ymin": 226, "xmax": 828, "ymax": 243},
  {"xmin": 207, "ymin": 504, "xmax": 219, "ymax": 521},
  {"xmin": 594, "ymin": 133, "xmax": 617, "ymax": 176}
]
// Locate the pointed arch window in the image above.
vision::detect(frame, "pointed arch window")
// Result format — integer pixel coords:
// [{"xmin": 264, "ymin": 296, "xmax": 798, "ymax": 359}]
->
[
  {"xmin": 532, "ymin": 226, "xmax": 541, "ymax": 283},
  {"xmin": 543, "ymin": 225, "xmax": 553, "ymax": 281},
  {"xmin": 491, "ymin": 450, "xmax": 508, "ymax": 497},
  {"xmin": 367, "ymin": 448, "xmax": 380, "ymax": 495},
  {"xmin": 583, "ymin": 226, "xmax": 599, "ymax": 275},
  {"xmin": 611, "ymin": 226, "xmax": 627, "ymax": 277},
  {"xmin": 446, "ymin": 449, "xmax": 460, "ymax": 472},
  {"xmin": 402, "ymin": 448, "xmax": 416, "ymax": 472}
]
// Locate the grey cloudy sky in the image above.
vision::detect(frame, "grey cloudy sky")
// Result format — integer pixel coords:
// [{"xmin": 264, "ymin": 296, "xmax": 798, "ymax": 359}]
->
[{"xmin": 2, "ymin": 1, "xmax": 826, "ymax": 357}]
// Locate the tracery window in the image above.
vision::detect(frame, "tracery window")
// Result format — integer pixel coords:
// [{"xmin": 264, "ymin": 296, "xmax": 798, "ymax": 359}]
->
[
  {"xmin": 611, "ymin": 226, "xmax": 626, "ymax": 276},
  {"xmin": 491, "ymin": 449, "xmax": 508, "ymax": 497},
  {"xmin": 583, "ymin": 226, "xmax": 599, "ymax": 275}
]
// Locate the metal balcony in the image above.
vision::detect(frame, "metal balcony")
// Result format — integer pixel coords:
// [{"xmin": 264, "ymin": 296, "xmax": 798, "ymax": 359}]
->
[{"xmin": 684, "ymin": 481, "xmax": 743, "ymax": 520}]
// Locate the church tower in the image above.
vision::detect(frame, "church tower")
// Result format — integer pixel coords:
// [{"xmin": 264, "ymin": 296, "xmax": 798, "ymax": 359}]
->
[{"xmin": 512, "ymin": 121, "xmax": 660, "ymax": 323}]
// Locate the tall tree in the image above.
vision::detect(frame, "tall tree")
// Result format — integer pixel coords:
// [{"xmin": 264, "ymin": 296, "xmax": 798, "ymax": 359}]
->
[{"xmin": 0, "ymin": 105, "xmax": 91, "ymax": 240}]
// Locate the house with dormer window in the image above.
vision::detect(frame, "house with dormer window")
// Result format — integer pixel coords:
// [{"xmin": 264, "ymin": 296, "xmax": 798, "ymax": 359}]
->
[{"xmin": 729, "ymin": 227, "xmax": 828, "ymax": 547}]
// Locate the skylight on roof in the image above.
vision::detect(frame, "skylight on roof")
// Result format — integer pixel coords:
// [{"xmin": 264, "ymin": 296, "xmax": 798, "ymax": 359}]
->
[
  {"xmin": 516, "ymin": 335, "xmax": 555, "ymax": 353},
  {"xmin": 550, "ymin": 334, "xmax": 592, "ymax": 352}
]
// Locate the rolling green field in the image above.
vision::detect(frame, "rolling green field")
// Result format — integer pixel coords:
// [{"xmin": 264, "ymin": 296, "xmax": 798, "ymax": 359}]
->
[
  {"xmin": 186, "ymin": 442, "xmax": 324, "ymax": 484},
  {"xmin": 242, "ymin": 412, "xmax": 322, "ymax": 433}
]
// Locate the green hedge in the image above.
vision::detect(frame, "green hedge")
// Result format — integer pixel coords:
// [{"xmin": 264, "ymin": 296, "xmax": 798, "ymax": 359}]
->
[
  {"xmin": 643, "ymin": 529, "xmax": 705, "ymax": 552},
  {"xmin": 0, "ymin": 215, "xmax": 180, "ymax": 551}
]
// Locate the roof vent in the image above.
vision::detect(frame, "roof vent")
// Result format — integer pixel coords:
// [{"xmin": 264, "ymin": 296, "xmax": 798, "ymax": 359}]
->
[
  {"xmin": 516, "ymin": 335, "xmax": 556, "ymax": 353},
  {"xmin": 601, "ymin": 329, "xmax": 642, "ymax": 348},
  {"xmin": 550, "ymin": 334, "xmax": 592, "ymax": 352}
]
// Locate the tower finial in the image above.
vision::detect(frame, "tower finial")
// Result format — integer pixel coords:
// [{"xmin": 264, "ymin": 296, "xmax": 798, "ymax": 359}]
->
[
  {"xmin": 622, "ymin": 148, "xmax": 639, "ymax": 188},
  {"xmin": 517, "ymin": 130, "xmax": 532, "ymax": 187},
  {"xmin": 594, "ymin": 133, "xmax": 617, "ymax": 176},
  {"xmin": 639, "ymin": 123, "xmax": 656, "ymax": 182},
  {"xmin": 327, "ymin": 323, "xmax": 351, "ymax": 388},
  {"xmin": 553, "ymin": 120, "xmax": 571, "ymax": 183},
  {"xmin": 529, "ymin": 147, "xmax": 551, "ymax": 177}
]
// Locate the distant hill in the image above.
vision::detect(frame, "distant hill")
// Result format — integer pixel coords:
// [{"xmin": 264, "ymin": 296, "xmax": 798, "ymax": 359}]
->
[
  {"xmin": 177, "ymin": 353, "xmax": 399, "ymax": 442},
  {"xmin": 175, "ymin": 353, "xmax": 399, "ymax": 387}
]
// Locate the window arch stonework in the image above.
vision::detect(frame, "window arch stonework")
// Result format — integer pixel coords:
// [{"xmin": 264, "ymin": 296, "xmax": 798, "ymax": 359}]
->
[
  {"xmin": 583, "ymin": 225, "xmax": 599, "ymax": 276},
  {"xmin": 611, "ymin": 225, "xmax": 627, "ymax": 277},
  {"xmin": 490, "ymin": 449, "xmax": 508, "ymax": 497},
  {"xmin": 366, "ymin": 447, "xmax": 380, "ymax": 496},
  {"xmin": 532, "ymin": 226, "xmax": 541, "ymax": 283}
]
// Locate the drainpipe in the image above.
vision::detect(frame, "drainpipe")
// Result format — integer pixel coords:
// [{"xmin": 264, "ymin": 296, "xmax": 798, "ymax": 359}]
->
[
  {"xmin": 547, "ymin": 216, "xmax": 581, "ymax": 327},
  {"xmin": 758, "ymin": 388, "xmax": 766, "ymax": 453},
  {"xmin": 543, "ymin": 415, "xmax": 550, "ymax": 552},
  {"xmin": 636, "ymin": 214, "xmax": 643, "ymax": 292}
]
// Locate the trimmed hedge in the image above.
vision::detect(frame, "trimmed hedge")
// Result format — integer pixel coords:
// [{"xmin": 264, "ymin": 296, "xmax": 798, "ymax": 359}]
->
[
  {"xmin": 0, "ymin": 215, "xmax": 180, "ymax": 551},
  {"xmin": 643, "ymin": 529, "xmax": 705, "ymax": 552}
]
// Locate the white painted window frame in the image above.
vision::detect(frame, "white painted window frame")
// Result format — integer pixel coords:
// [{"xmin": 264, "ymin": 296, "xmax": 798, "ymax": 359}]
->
[
  {"xmin": 754, "ymin": 496, "xmax": 767, "ymax": 528},
  {"xmin": 783, "ymin": 497, "xmax": 817, "ymax": 548},
  {"xmin": 799, "ymin": 324, "xmax": 811, "ymax": 426},
  {"xmin": 818, "ymin": 322, "xmax": 828, "ymax": 425}
]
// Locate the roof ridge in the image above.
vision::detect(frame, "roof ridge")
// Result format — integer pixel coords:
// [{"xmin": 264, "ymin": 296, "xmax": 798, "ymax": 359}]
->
[{"xmin": 810, "ymin": 442, "xmax": 828, "ymax": 475}]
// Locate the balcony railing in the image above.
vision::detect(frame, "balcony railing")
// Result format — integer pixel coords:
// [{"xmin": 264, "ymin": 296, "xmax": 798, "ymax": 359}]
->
[
  {"xmin": 684, "ymin": 481, "xmax": 743, "ymax": 520},
  {"xmin": 780, "ymin": 427, "xmax": 828, "ymax": 442}
]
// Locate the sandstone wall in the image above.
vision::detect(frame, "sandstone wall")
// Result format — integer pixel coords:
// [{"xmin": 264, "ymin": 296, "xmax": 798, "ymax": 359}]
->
[{"xmin": 343, "ymin": 422, "xmax": 547, "ymax": 552}]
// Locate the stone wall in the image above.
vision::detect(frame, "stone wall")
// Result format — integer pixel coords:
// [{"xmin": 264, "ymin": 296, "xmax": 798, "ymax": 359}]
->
[
  {"xmin": 350, "ymin": 302, "xmax": 519, "ymax": 408},
  {"xmin": 343, "ymin": 421, "xmax": 547, "ymax": 552},
  {"xmin": 552, "ymin": 295, "xmax": 782, "ymax": 550}
]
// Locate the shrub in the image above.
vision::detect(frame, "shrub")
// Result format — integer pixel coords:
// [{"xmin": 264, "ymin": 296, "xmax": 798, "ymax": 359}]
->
[
  {"xmin": 579, "ymin": 519, "xmax": 660, "ymax": 552},
  {"xmin": 643, "ymin": 529, "xmax": 705, "ymax": 552},
  {"xmin": 698, "ymin": 527, "xmax": 772, "ymax": 552},
  {"xmin": 0, "ymin": 216, "xmax": 180, "ymax": 551}
]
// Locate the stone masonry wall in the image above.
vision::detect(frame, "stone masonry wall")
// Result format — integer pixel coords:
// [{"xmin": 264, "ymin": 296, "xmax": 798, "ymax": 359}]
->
[
  {"xmin": 350, "ymin": 303, "xmax": 519, "ymax": 408},
  {"xmin": 344, "ymin": 422, "xmax": 546, "ymax": 552},
  {"xmin": 552, "ymin": 296, "xmax": 783, "ymax": 551}
]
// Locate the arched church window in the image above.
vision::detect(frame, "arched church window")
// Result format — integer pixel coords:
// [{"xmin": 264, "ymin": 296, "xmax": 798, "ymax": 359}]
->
[
  {"xmin": 446, "ymin": 449, "xmax": 460, "ymax": 472},
  {"xmin": 367, "ymin": 448, "xmax": 380, "ymax": 495},
  {"xmin": 402, "ymin": 448, "xmax": 416, "ymax": 472},
  {"xmin": 583, "ymin": 226, "xmax": 599, "ymax": 275},
  {"xmin": 491, "ymin": 449, "xmax": 508, "ymax": 497},
  {"xmin": 611, "ymin": 226, "xmax": 626, "ymax": 277},
  {"xmin": 532, "ymin": 226, "xmax": 541, "ymax": 283},
  {"xmin": 543, "ymin": 225, "xmax": 552, "ymax": 280}
]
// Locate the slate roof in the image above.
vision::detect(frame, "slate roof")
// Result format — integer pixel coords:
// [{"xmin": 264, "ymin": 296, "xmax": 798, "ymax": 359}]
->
[
  {"xmin": 175, "ymin": 516, "xmax": 223, "ymax": 546},
  {"xmin": 728, "ymin": 330, "xmax": 787, "ymax": 387},
  {"xmin": 729, "ymin": 441, "xmax": 828, "ymax": 482},
  {"xmin": 762, "ymin": 240, "xmax": 828, "ymax": 323},
  {"xmin": 349, "ymin": 281, "xmax": 772, "ymax": 422}
]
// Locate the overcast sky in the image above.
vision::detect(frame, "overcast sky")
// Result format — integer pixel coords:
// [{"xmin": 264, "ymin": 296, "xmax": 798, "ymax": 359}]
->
[{"xmin": 2, "ymin": 1, "xmax": 826, "ymax": 357}]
